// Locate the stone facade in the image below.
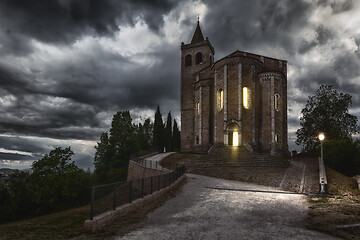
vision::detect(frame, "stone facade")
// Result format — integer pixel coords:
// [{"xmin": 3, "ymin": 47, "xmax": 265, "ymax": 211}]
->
[{"xmin": 180, "ymin": 21, "xmax": 288, "ymax": 155}]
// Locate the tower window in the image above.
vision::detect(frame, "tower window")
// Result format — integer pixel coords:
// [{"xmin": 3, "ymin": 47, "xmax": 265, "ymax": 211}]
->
[
  {"xmin": 195, "ymin": 52, "xmax": 202, "ymax": 64},
  {"xmin": 217, "ymin": 89, "xmax": 224, "ymax": 111},
  {"xmin": 274, "ymin": 133, "xmax": 280, "ymax": 143},
  {"xmin": 185, "ymin": 54, "xmax": 192, "ymax": 66},
  {"xmin": 209, "ymin": 56, "xmax": 212, "ymax": 64},
  {"xmin": 196, "ymin": 102, "xmax": 200, "ymax": 116},
  {"xmin": 274, "ymin": 94, "xmax": 280, "ymax": 111},
  {"xmin": 243, "ymin": 87, "xmax": 250, "ymax": 109}
]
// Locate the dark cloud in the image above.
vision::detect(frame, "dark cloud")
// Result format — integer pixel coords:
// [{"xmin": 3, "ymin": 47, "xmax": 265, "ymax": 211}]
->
[
  {"xmin": 200, "ymin": 0, "xmax": 311, "ymax": 57},
  {"xmin": 318, "ymin": 0, "xmax": 353, "ymax": 13},
  {"xmin": 297, "ymin": 25, "xmax": 334, "ymax": 54},
  {"xmin": 0, "ymin": 0, "xmax": 181, "ymax": 54}
]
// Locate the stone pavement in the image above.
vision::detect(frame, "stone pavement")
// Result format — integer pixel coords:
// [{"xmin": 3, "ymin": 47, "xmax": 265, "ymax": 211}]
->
[{"xmin": 116, "ymin": 174, "xmax": 340, "ymax": 240}]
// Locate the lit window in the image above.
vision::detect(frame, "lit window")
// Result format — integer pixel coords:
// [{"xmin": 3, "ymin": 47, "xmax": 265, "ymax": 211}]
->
[
  {"xmin": 185, "ymin": 54, "xmax": 192, "ymax": 66},
  {"xmin": 197, "ymin": 102, "xmax": 200, "ymax": 116},
  {"xmin": 196, "ymin": 52, "xmax": 202, "ymax": 64},
  {"xmin": 217, "ymin": 89, "xmax": 224, "ymax": 111},
  {"xmin": 275, "ymin": 134, "xmax": 280, "ymax": 143},
  {"xmin": 243, "ymin": 87, "xmax": 249, "ymax": 109},
  {"xmin": 274, "ymin": 94, "xmax": 280, "ymax": 111}
]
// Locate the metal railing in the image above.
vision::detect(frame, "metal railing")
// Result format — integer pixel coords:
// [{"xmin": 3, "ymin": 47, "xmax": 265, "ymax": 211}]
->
[
  {"xmin": 132, "ymin": 158, "xmax": 167, "ymax": 171},
  {"xmin": 90, "ymin": 164, "xmax": 185, "ymax": 220}
]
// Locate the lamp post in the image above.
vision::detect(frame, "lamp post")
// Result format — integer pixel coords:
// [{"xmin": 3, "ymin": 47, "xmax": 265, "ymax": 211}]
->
[
  {"xmin": 318, "ymin": 133, "xmax": 326, "ymax": 193},
  {"xmin": 318, "ymin": 133, "xmax": 325, "ymax": 163}
]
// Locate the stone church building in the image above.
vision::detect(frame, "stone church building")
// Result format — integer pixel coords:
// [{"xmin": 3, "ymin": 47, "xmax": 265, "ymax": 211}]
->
[{"xmin": 180, "ymin": 21, "xmax": 288, "ymax": 155}]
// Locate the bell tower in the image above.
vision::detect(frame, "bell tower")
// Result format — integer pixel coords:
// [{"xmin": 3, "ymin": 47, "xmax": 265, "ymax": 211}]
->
[{"xmin": 180, "ymin": 20, "xmax": 215, "ymax": 151}]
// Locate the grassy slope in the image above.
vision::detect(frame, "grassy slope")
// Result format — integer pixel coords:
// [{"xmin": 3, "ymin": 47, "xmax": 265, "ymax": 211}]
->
[
  {"xmin": 0, "ymin": 205, "xmax": 89, "ymax": 240},
  {"xmin": 306, "ymin": 166, "xmax": 360, "ymax": 240}
]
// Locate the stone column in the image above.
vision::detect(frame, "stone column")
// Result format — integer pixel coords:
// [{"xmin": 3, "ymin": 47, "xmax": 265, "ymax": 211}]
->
[
  {"xmin": 214, "ymin": 71, "xmax": 217, "ymax": 143},
  {"xmin": 271, "ymin": 76, "xmax": 275, "ymax": 154},
  {"xmin": 238, "ymin": 63, "xmax": 242, "ymax": 145},
  {"xmin": 223, "ymin": 65, "xmax": 228, "ymax": 145},
  {"xmin": 199, "ymin": 86, "xmax": 202, "ymax": 145}
]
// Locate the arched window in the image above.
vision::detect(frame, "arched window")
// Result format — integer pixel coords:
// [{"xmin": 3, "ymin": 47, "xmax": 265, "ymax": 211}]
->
[
  {"xmin": 274, "ymin": 133, "xmax": 280, "ymax": 143},
  {"xmin": 209, "ymin": 56, "xmax": 212, "ymax": 64},
  {"xmin": 274, "ymin": 94, "xmax": 280, "ymax": 111},
  {"xmin": 243, "ymin": 87, "xmax": 250, "ymax": 109},
  {"xmin": 195, "ymin": 52, "xmax": 202, "ymax": 64},
  {"xmin": 196, "ymin": 102, "xmax": 200, "ymax": 116},
  {"xmin": 185, "ymin": 54, "xmax": 192, "ymax": 66},
  {"xmin": 217, "ymin": 89, "xmax": 224, "ymax": 111}
]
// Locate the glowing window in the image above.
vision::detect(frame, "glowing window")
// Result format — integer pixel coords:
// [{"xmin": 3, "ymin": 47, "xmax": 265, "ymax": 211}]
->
[
  {"xmin": 243, "ymin": 87, "xmax": 249, "ymax": 109},
  {"xmin": 185, "ymin": 54, "xmax": 192, "ymax": 66},
  {"xmin": 195, "ymin": 52, "xmax": 202, "ymax": 64},
  {"xmin": 217, "ymin": 89, "xmax": 224, "ymax": 111},
  {"xmin": 196, "ymin": 102, "xmax": 200, "ymax": 116},
  {"xmin": 233, "ymin": 132, "xmax": 239, "ymax": 146},
  {"xmin": 274, "ymin": 94, "xmax": 280, "ymax": 111}
]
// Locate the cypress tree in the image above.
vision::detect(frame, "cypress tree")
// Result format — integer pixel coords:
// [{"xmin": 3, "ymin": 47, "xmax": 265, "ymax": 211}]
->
[
  {"xmin": 171, "ymin": 119, "xmax": 181, "ymax": 151},
  {"xmin": 153, "ymin": 105, "xmax": 164, "ymax": 152},
  {"xmin": 164, "ymin": 111, "xmax": 172, "ymax": 151}
]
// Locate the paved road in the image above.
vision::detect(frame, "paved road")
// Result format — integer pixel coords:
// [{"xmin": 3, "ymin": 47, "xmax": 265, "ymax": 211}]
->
[{"xmin": 117, "ymin": 174, "xmax": 340, "ymax": 240}]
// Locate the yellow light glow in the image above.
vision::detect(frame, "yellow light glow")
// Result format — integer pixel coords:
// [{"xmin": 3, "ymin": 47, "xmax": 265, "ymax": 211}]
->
[
  {"xmin": 233, "ymin": 132, "xmax": 239, "ymax": 146},
  {"xmin": 318, "ymin": 133, "xmax": 325, "ymax": 141},
  {"xmin": 220, "ymin": 90, "xmax": 224, "ymax": 110},
  {"xmin": 243, "ymin": 87, "xmax": 249, "ymax": 109}
]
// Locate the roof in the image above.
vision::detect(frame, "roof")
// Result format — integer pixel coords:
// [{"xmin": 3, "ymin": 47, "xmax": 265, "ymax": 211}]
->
[{"xmin": 191, "ymin": 21, "xmax": 204, "ymax": 44}]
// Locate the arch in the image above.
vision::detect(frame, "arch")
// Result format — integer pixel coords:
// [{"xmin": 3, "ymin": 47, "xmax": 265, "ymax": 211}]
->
[
  {"xmin": 217, "ymin": 89, "xmax": 224, "ymax": 111},
  {"xmin": 195, "ymin": 52, "xmax": 203, "ymax": 64},
  {"xmin": 274, "ymin": 133, "xmax": 280, "ymax": 143},
  {"xmin": 185, "ymin": 54, "xmax": 192, "ymax": 66},
  {"xmin": 226, "ymin": 123, "xmax": 240, "ymax": 146},
  {"xmin": 274, "ymin": 93, "xmax": 280, "ymax": 111}
]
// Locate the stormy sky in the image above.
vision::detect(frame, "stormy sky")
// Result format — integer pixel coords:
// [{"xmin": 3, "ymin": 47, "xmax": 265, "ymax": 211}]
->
[{"xmin": 1, "ymin": 0, "xmax": 359, "ymax": 170}]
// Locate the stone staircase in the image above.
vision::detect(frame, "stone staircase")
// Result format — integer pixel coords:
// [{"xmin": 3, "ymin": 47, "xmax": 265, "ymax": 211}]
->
[{"xmin": 192, "ymin": 144, "xmax": 289, "ymax": 168}]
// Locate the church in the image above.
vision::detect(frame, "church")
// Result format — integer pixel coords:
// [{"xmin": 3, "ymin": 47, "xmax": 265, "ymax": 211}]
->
[{"xmin": 180, "ymin": 21, "xmax": 288, "ymax": 155}]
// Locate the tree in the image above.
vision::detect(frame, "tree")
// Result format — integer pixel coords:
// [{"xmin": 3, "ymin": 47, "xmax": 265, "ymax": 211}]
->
[
  {"xmin": 94, "ymin": 132, "xmax": 110, "ymax": 181},
  {"xmin": 137, "ymin": 118, "xmax": 153, "ymax": 154},
  {"xmin": 108, "ymin": 111, "xmax": 139, "ymax": 169},
  {"xmin": 296, "ymin": 85, "xmax": 358, "ymax": 151},
  {"xmin": 171, "ymin": 119, "xmax": 181, "ymax": 151},
  {"xmin": 164, "ymin": 111, "xmax": 172, "ymax": 151},
  {"xmin": 153, "ymin": 105, "xmax": 164, "ymax": 152}
]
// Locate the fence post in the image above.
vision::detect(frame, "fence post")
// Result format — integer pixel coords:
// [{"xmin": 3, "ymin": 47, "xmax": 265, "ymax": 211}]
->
[
  {"xmin": 141, "ymin": 178, "xmax": 144, "ymax": 198},
  {"xmin": 113, "ymin": 183, "xmax": 117, "ymax": 210},
  {"xmin": 151, "ymin": 176, "xmax": 153, "ymax": 194},
  {"xmin": 129, "ymin": 181, "xmax": 132, "ymax": 203},
  {"xmin": 90, "ymin": 186, "xmax": 95, "ymax": 220},
  {"xmin": 158, "ymin": 175, "xmax": 160, "ymax": 191}
]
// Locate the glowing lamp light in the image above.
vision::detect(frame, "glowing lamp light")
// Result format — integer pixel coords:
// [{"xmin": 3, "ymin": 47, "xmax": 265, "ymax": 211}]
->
[{"xmin": 318, "ymin": 133, "xmax": 325, "ymax": 141}]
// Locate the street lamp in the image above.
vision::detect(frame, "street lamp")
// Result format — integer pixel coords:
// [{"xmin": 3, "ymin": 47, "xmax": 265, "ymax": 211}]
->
[
  {"xmin": 318, "ymin": 133, "xmax": 326, "ymax": 193},
  {"xmin": 318, "ymin": 133, "xmax": 325, "ymax": 163}
]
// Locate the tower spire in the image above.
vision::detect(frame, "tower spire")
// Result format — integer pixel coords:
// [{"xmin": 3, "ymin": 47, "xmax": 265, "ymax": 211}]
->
[{"xmin": 191, "ymin": 18, "xmax": 204, "ymax": 44}]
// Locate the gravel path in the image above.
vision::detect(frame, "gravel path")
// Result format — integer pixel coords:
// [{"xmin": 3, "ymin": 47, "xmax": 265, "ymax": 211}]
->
[{"xmin": 116, "ymin": 174, "xmax": 340, "ymax": 240}]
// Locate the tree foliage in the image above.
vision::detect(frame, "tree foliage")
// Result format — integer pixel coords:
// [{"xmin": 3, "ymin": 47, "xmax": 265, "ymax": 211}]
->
[
  {"xmin": 164, "ymin": 111, "xmax": 172, "ymax": 151},
  {"xmin": 153, "ymin": 105, "xmax": 164, "ymax": 152},
  {"xmin": 296, "ymin": 85, "xmax": 358, "ymax": 151},
  {"xmin": 0, "ymin": 147, "xmax": 92, "ymax": 223},
  {"xmin": 171, "ymin": 119, "xmax": 181, "ymax": 151}
]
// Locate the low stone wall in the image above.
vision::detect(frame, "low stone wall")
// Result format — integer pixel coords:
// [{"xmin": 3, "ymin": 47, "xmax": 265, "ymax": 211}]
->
[
  {"xmin": 127, "ymin": 160, "xmax": 169, "ymax": 181},
  {"xmin": 84, "ymin": 174, "xmax": 186, "ymax": 233}
]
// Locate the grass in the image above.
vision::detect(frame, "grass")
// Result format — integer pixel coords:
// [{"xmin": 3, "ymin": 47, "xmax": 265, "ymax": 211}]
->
[
  {"xmin": 306, "ymin": 166, "xmax": 360, "ymax": 240},
  {"xmin": 0, "ymin": 178, "xmax": 187, "ymax": 240},
  {"xmin": 0, "ymin": 204, "xmax": 89, "ymax": 240}
]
